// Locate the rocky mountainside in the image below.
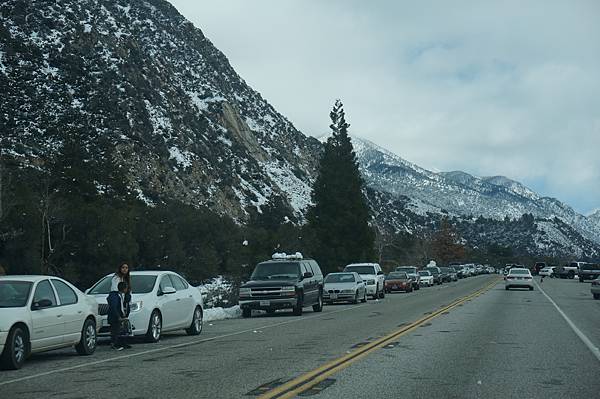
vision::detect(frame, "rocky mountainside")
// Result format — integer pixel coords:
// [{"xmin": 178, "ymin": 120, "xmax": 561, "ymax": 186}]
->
[
  {"xmin": 0, "ymin": 0, "xmax": 321, "ymax": 221},
  {"xmin": 352, "ymin": 137, "xmax": 600, "ymax": 258},
  {"xmin": 1, "ymin": 0, "xmax": 597, "ymax": 259}
]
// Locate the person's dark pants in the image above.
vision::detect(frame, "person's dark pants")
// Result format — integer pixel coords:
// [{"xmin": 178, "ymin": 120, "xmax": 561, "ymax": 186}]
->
[{"xmin": 110, "ymin": 322, "xmax": 122, "ymax": 347}]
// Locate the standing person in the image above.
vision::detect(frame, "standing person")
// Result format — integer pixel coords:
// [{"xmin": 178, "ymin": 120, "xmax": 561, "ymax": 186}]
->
[
  {"xmin": 107, "ymin": 263, "xmax": 132, "ymax": 350},
  {"xmin": 108, "ymin": 282, "xmax": 128, "ymax": 350}
]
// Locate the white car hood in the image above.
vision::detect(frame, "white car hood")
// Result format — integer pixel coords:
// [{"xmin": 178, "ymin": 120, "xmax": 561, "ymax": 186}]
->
[
  {"xmin": 358, "ymin": 274, "xmax": 377, "ymax": 280},
  {"xmin": 324, "ymin": 282, "xmax": 356, "ymax": 291}
]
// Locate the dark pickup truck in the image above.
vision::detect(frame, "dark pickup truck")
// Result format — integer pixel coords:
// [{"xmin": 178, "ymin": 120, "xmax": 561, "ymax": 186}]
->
[{"xmin": 579, "ymin": 263, "xmax": 600, "ymax": 282}]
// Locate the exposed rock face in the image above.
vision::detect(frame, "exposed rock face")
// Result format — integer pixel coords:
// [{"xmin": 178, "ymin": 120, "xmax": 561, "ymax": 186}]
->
[{"xmin": 0, "ymin": 0, "xmax": 321, "ymax": 221}]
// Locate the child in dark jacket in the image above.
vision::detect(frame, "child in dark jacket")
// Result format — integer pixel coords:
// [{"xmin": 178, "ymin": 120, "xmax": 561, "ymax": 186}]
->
[{"xmin": 107, "ymin": 282, "xmax": 129, "ymax": 350}]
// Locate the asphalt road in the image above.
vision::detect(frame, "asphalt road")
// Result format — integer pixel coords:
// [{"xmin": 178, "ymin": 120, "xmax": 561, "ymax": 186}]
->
[{"xmin": 1, "ymin": 274, "xmax": 598, "ymax": 398}]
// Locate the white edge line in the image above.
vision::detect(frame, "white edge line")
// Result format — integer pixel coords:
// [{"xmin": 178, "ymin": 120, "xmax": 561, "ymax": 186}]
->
[
  {"xmin": 535, "ymin": 280, "xmax": 600, "ymax": 362},
  {"xmin": 0, "ymin": 304, "xmax": 365, "ymax": 387}
]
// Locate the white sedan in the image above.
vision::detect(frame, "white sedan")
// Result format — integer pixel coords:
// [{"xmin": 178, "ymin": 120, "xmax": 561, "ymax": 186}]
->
[
  {"xmin": 418, "ymin": 270, "xmax": 434, "ymax": 287},
  {"xmin": 87, "ymin": 271, "xmax": 203, "ymax": 342},
  {"xmin": 539, "ymin": 267, "xmax": 556, "ymax": 277},
  {"xmin": 323, "ymin": 272, "xmax": 367, "ymax": 304},
  {"xmin": 0, "ymin": 276, "xmax": 99, "ymax": 370},
  {"xmin": 505, "ymin": 268, "xmax": 534, "ymax": 290}
]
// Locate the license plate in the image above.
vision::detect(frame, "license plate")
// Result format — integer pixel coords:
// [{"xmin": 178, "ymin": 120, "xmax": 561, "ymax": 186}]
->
[
  {"xmin": 260, "ymin": 300, "xmax": 270, "ymax": 306},
  {"xmin": 330, "ymin": 293, "xmax": 338, "ymax": 299}
]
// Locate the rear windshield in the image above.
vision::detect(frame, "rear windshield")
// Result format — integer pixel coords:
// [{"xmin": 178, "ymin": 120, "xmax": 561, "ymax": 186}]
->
[
  {"xmin": 0, "ymin": 281, "xmax": 33, "ymax": 308},
  {"xmin": 252, "ymin": 262, "xmax": 300, "ymax": 280},
  {"xmin": 386, "ymin": 272, "xmax": 408, "ymax": 280},
  {"xmin": 88, "ymin": 275, "xmax": 158, "ymax": 294},
  {"xmin": 424, "ymin": 267, "xmax": 439, "ymax": 275},
  {"xmin": 509, "ymin": 269, "xmax": 530, "ymax": 275},
  {"xmin": 325, "ymin": 274, "xmax": 356, "ymax": 283},
  {"xmin": 344, "ymin": 265, "xmax": 376, "ymax": 274},
  {"xmin": 418, "ymin": 271, "xmax": 431, "ymax": 276}
]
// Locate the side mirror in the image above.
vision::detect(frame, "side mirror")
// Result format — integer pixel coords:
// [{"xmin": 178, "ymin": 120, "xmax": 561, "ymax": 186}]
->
[
  {"xmin": 303, "ymin": 272, "xmax": 313, "ymax": 279},
  {"xmin": 162, "ymin": 286, "xmax": 176, "ymax": 295},
  {"xmin": 32, "ymin": 299, "xmax": 53, "ymax": 310}
]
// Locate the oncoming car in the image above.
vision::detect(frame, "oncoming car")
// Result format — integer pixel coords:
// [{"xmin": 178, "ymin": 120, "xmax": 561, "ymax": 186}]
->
[
  {"xmin": 87, "ymin": 271, "xmax": 204, "ymax": 342},
  {"xmin": 323, "ymin": 272, "xmax": 367, "ymax": 304},
  {"xmin": 0, "ymin": 276, "xmax": 99, "ymax": 370}
]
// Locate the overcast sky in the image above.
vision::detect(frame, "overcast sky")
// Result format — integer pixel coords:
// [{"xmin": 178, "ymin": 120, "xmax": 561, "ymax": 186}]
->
[{"xmin": 169, "ymin": 0, "xmax": 600, "ymax": 216}]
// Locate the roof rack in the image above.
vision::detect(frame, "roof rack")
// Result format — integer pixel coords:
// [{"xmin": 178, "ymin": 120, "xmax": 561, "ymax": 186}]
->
[{"xmin": 272, "ymin": 252, "xmax": 303, "ymax": 260}]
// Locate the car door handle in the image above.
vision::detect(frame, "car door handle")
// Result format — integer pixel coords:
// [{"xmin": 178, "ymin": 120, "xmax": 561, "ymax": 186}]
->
[
  {"xmin": 57, "ymin": 314, "xmax": 63, "ymax": 318},
  {"xmin": 176, "ymin": 298, "xmax": 181, "ymax": 301},
  {"xmin": 188, "ymin": 295, "xmax": 192, "ymax": 298},
  {"xmin": 78, "ymin": 310, "xmax": 83, "ymax": 314}
]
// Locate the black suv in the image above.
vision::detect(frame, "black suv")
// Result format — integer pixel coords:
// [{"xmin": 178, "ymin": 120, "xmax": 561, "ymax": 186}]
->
[{"xmin": 238, "ymin": 253, "xmax": 324, "ymax": 318}]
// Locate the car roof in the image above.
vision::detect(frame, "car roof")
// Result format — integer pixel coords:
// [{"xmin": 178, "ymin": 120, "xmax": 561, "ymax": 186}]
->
[
  {"xmin": 346, "ymin": 263, "xmax": 379, "ymax": 267},
  {"xmin": 508, "ymin": 268, "xmax": 530, "ymax": 272},
  {"xmin": 99, "ymin": 270, "xmax": 179, "ymax": 278},
  {"xmin": 0, "ymin": 275, "xmax": 61, "ymax": 282}
]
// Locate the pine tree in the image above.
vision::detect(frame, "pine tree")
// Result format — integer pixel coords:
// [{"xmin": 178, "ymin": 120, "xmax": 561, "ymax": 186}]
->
[
  {"xmin": 307, "ymin": 100, "xmax": 375, "ymax": 273},
  {"xmin": 431, "ymin": 217, "xmax": 466, "ymax": 265}
]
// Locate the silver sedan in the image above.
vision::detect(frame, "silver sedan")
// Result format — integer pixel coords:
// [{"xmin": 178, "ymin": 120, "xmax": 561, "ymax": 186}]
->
[{"xmin": 323, "ymin": 272, "xmax": 367, "ymax": 304}]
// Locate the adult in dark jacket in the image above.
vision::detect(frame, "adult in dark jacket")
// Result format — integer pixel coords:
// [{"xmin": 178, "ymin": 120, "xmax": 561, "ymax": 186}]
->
[{"xmin": 107, "ymin": 263, "xmax": 132, "ymax": 350}]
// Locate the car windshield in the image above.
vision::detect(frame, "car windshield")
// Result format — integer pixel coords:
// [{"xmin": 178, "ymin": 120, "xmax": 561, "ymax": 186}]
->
[
  {"xmin": 386, "ymin": 272, "xmax": 408, "ymax": 280},
  {"xmin": 88, "ymin": 275, "xmax": 158, "ymax": 294},
  {"xmin": 0, "ymin": 281, "xmax": 33, "ymax": 307},
  {"xmin": 344, "ymin": 266, "xmax": 376, "ymax": 274},
  {"xmin": 396, "ymin": 267, "xmax": 416, "ymax": 273},
  {"xmin": 425, "ymin": 268, "xmax": 439, "ymax": 275},
  {"xmin": 251, "ymin": 262, "xmax": 300, "ymax": 280},
  {"xmin": 325, "ymin": 274, "xmax": 355, "ymax": 283},
  {"xmin": 418, "ymin": 271, "xmax": 431, "ymax": 276}
]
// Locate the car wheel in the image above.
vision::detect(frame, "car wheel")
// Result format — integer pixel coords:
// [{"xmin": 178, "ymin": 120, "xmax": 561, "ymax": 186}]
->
[
  {"xmin": 242, "ymin": 308, "xmax": 251, "ymax": 318},
  {"xmin": 75, "ymin": 318, "xmax": 97, "ymax": 355},
  {"xmin": 579, "ymin": 278, "xmax": 584, "ymax": 283},
  {"xmin": 593, "ymin": 294, "xmax": 600, "ymax": 300},
  {"xmin": 186, "ymin": 306, "xmax": 203, "ymax": 336},
  {"xmin": 505, "ymin": 286, "xmax": 509, "ymax": 290},
  {"xmin": 293, "ymin": 294, "xmax": 304, "ymax": 316},
  {"xmin": 379, "ymin": 288, "xmax": 385, "ymax": 299},
  {"xmin": 0, "ymin": 326, "xmax": 28, "ymax": 370},
  {"xmin": 568, "ymin": 271, "xmax": 575, "ymax": 279},
  {"xmin": 312, "ymin": 293, "xmax": 323, "ymax": 312},
  {"xmin": 145, "ymin": 310, "xmax": 162, "ymax": 343},
  {"xmin": 529, "ymin": 286, "xmax": 534, "ymax": 291},
  {"xmin": 361, "ymin": 291, "xmax": 367, "ymax": 303}
]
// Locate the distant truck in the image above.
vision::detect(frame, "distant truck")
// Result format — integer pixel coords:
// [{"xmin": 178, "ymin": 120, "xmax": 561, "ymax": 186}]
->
[{"xmin": 578, "ymin": 263, "xmax": 600, "ymax": 282}]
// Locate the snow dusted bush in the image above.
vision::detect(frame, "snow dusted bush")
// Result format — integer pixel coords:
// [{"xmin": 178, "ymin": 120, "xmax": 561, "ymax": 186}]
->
[{"xmin": 197, "ymin": 275, "xmax": 240, "ymax": 309}]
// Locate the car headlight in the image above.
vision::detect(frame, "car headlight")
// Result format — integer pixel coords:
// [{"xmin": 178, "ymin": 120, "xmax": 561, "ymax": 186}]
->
[
  {"xmin": 130, "ymin": 301, "xmax": 143, "ymax": 312},
  {"xmin": 239, "ymin": 288, "xmax": 251, "ymax": 298},
  {"xmin": 281, "ymin": 286, "xmax": 295, "ymax": 291}
]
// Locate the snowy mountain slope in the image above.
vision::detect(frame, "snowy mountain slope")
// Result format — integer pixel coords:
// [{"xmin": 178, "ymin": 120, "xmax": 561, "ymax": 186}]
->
[
  {"xmin": 350, "ymin": 137, "xmax": 600, "ymax": 247},
  {"xmin": 0, "ymin": 0, "xmax": 321, "ymax": 220}
]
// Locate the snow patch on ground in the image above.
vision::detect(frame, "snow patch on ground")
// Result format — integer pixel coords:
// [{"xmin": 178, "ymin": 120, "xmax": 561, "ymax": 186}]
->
[
  {"xmin": 263, "ymin": 161, "xmax": 313, "ymax": 214},
  {"xmin": 168, "ymin": 146, "xmax": 193, "ymax": 169},
  {"xmin": 204, "ymin": 306, "xmax": 241, "ymax": 322}
]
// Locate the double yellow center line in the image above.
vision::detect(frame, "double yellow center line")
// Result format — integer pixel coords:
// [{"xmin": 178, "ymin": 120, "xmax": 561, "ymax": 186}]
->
[{"xmin": 259, "ymin": 278, "xmax": 500, "ymax": 399}]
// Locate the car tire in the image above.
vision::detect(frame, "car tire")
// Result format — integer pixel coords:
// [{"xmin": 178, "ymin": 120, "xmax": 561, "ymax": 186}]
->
[
  {"xmin": 505, "ymin": 286, "xmax": 509, "ymax": 290},
  {"xmin": 379, "ymin": 288, "xmax": 385, "ymax": 299},
  {"xmin": 361, "ymin": 291, "xmax": 367, "ymax": 303},
  {"xmin": 593, "ymin": 294, "xmax": 599, "ymax": 300},
  {"xmin": 186, "ymin": 306, "xmax": 203, "ymax": 335},
  {"xmin": 579, "ymin": 278, "xmax": 584, "ymax": 283},
  {"xmin": 529, "ymin": 286, "xmax": 534, "ymax": 291},
  {"xmin": 568, "ymin": 271, "xmax": 575, "ymax": 279},
  {"xmin": 145, "ymin": 310, "xmax": 162, "ymax": 343},
  {"xmin": 312, "ymin": 293, "xmax": 323, "ymax": 312},
  {"xmin": 75, "ymin": 318, "xmax": 97, "ymax": 355},
  {"xmin": 293, "ymin": 294, "xmax": 303, "ymax": 316},
  {"xmin": 242, "ymin": 308, "xmax": 251, "ymax": 318},
  {"xmin": 0, "ymin": 326, "xmax": 28, "ymax": 370}
]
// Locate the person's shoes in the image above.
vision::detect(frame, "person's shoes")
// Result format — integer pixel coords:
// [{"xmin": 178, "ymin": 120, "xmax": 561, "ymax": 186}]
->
[
  {"xmin": 111, "ymin": 344, "xmax": 124, "ymax": 351},
  {"xmin": 122, "ymin": 343, "xmax": 132, "ymax": 349}
]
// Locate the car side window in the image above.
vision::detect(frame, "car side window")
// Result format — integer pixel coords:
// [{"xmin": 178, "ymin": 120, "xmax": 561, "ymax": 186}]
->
[
  {"xmin": 310, "ymin": 261, "xmax": 322, "ymax": 277},
  {"xmin": 300, "ymin": 263, "xmax": 308, "ymax": 275},
  {"xmin": 51, "ymin": 280, "xmax": 78, "ymax": 306},
  {"xmin": 171, "ymin": 275, "xmax": 187, "ymax": 291},
  {"xmin": 159, "ymin": 275, "xmax": 175, "ymax": 292},
  {"xmin": 33, "ymin": 280, "xmax": 57, "ymax": 307},
  {"xmin": 177, "ymin": 276, "xmax": 190, "ymax": 289}
]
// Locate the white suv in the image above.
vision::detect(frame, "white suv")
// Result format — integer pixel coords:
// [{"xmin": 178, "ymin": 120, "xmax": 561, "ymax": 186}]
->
[{"xmin": 343, "ymin": 263, "xmax": 385, "ymax": 299}]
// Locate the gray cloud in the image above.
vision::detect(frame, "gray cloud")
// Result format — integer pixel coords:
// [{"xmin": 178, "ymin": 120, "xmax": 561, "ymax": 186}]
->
[{"xmin": 169, "ymin": 0, "xmax": 600, "ymax": 214}]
